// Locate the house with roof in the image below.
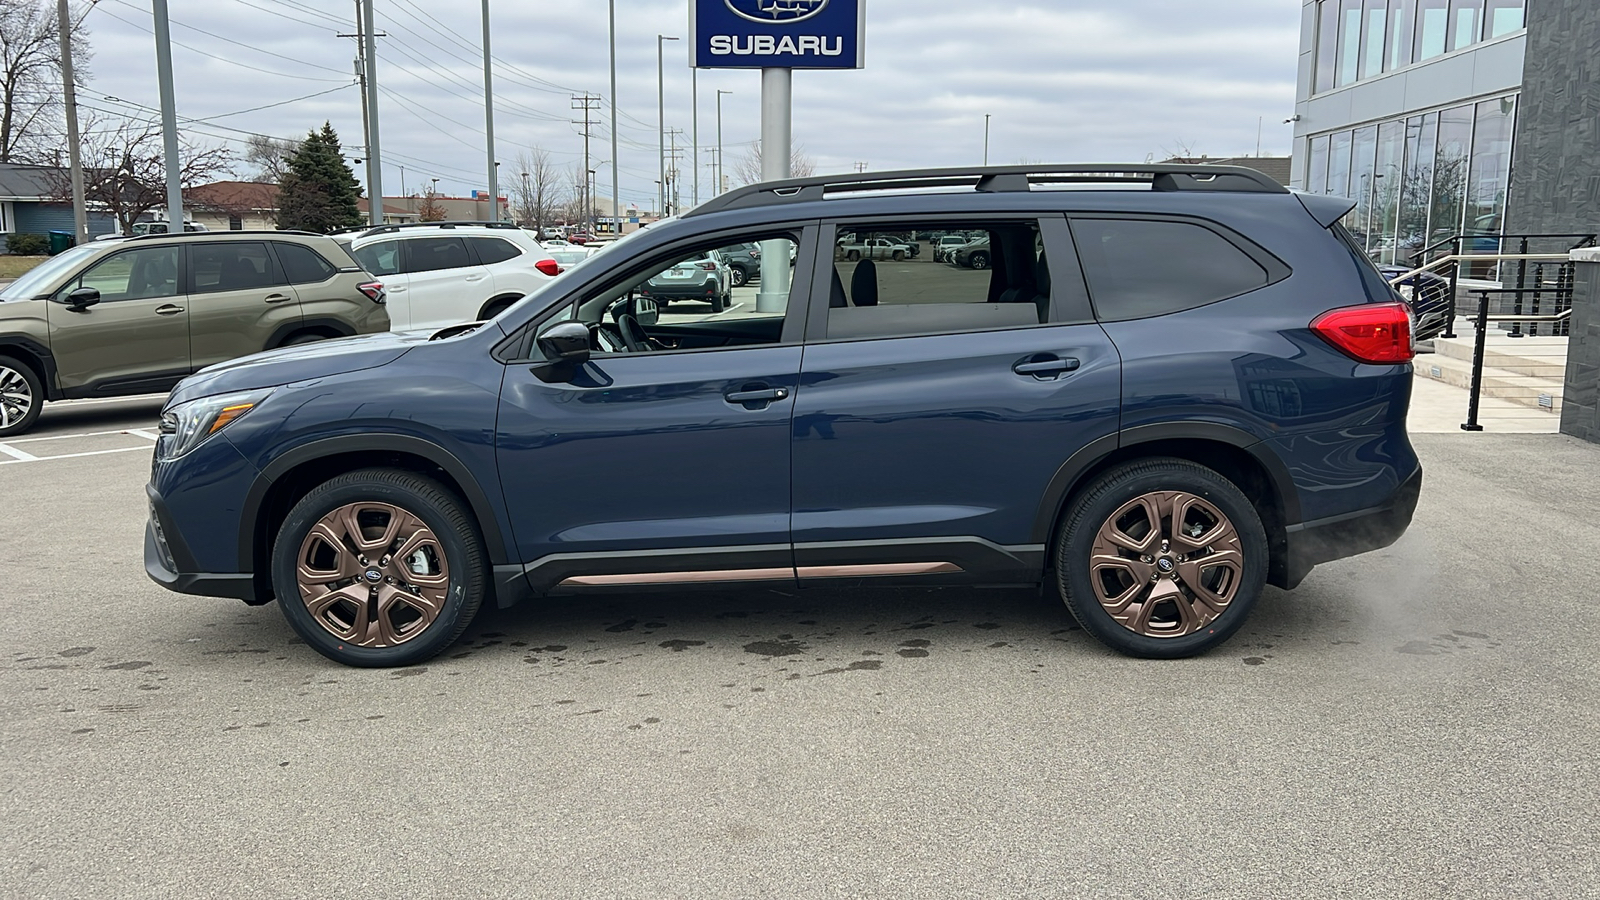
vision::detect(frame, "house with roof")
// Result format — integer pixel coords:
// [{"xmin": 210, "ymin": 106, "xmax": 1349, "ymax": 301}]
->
[{"xmin": 0, "ymin": 163, "xmax": 118, "ymax": 246}]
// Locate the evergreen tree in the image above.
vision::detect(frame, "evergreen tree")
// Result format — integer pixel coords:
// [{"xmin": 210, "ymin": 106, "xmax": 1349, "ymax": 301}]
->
[{"xmin": 275, "ymin": 122, "xmax": 364, "ymax": 232}]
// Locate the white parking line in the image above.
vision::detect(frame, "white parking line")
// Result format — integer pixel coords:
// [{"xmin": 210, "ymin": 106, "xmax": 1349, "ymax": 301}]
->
[
  {"xmin": 0, "ymin": 443, "xmax": 39, "ymax": 462},
  {"xmin": 5, "ymin": 428, "xmax": 158, "ymax": 444},
  {"xmin": 127, "ymin": 430, "xmax": 161, "ymax": 441},
  {"xmin": 0, "ymin": 445, "xmax": 150, "ymax": 466}
]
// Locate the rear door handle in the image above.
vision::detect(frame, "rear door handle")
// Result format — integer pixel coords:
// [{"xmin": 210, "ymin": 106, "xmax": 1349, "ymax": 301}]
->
[
  {"xmin": 725, "ymin": 385, "xmax": 790, "ymax": 408},
  {"xmin": 155, "ymin": 304, "xmax": 185, "ymax": 316},
  {"xmin": 1012, "ymin": 355, "xmax": 1079, "ymax": 378},
  {"xmin": 264, "ymin": 293, "xmax": 293, "ymax": 304}
]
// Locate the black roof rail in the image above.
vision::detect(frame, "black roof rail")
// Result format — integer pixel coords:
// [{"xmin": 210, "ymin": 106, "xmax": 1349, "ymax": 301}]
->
[
  {"xmin": 355, "ymin": 220, "xmax": 523, "ymax": 237},
  {"xmin": 123, "ymin": 229, "xmax": 326, "ymax": 241},
  {"xmin": 683, "ymin": 163, "xmax": 1288, "ymax": 218}
]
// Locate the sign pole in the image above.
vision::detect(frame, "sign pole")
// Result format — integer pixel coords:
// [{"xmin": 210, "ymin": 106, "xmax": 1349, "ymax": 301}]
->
[{"xmin": 755, "ymin": 67, "xmax": 791, "ymax": 313}]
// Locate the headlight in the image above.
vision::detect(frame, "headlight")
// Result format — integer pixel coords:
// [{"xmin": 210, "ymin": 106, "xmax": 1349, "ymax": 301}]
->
[{"xmin": 157, "ymin": 389, "xmax": 273, "ymax": 460}]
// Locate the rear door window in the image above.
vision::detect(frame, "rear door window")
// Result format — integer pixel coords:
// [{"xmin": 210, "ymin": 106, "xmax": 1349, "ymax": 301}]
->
[
  {"xmin": 273, "ymin": 242, "xmax": 338, "ymax": 284},
  {"xmin": 466, "ymin": 237, "xmax": 523, "ymax": 265},
  {"xmin": 352, "ymin": 240, "xmax": 400, "ymax": 276},
  {"xmin": 405, "ymin": 237, "xmax": 474, "ymax": 273},
  {"xmin": 1071, "ymin": 218, "xmax": 1270, "ymax": 321},
  {"xmin": 189, "ymin": 242, "xmax": 286, "ymax": 294}
]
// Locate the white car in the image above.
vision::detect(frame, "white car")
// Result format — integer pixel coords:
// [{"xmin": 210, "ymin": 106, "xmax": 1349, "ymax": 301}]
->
[{"xmin": 347, "ymin": 223, "xmax": 559, "ymax": 329}]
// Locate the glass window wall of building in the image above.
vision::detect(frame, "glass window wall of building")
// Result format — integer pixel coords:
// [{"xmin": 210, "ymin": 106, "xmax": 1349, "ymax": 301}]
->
[
  {"xmin": 1312, "ymin": 0, "xmax": 1523, "ymax": 94},
  {"xmin": 1303, "ymin": 94, "xmax": 1517, "ymax": 265}
]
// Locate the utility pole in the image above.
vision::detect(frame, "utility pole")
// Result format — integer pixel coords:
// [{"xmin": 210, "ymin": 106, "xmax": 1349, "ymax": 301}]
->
[
  {"xmin": 56, "ymin": 0, "xmax": 87, "ymax": 242},
  {"xmin": 983, "ymin": 114, "xmax": 991, "ymax": 166},
  {"xmin": 665, "ymin": 128, "xmax": 684, "ymax": 216},
  {"xmin": 151, "ymin": 0, "xmax": 183, "ymax": 231},
  {"xmin": 481, "ymin": 0, "xmax": 498, "ymax": 221},
  {"xmin": 716, "ymin": 89, "xmax": 731, "ymax": 196},
  {"xmin": 360, "ymin": 0, "xmax": 383, "ymax": 225},
  {"xmin": 657, "ymin": 34, "xmax": 679, "ymax": 219},
  {"xmin": 854, "ymin": 162, "xmax": 868, "ymax": 173},
  {"xmin": 572, "ymin": 93, "xmax": 600, "ymax": 234},
  {"xmin": 756, "ymin": 68, "xmax": 790, "ymax": 312},
  {"xmin": 338, "ymin": 1, "xmax": 384, "ymax": 201},
  {"xmin": 608, "ymin": 0, "xmax": 619, "ymax": 232},
  {"xmin": 691, "ymin": 68, "xmax": 699, "ymax": 208}
]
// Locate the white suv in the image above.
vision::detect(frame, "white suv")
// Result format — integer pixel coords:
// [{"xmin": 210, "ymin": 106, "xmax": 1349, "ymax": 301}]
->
[{"xmin": 346, "ymin": 223, "xmax": 559, "ymax": 330}]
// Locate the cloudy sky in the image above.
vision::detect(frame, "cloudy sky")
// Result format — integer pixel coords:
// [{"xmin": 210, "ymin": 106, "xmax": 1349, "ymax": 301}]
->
[{"xmin": 77, "ymin": 0, "xmax": 1302, "ymax": 210}]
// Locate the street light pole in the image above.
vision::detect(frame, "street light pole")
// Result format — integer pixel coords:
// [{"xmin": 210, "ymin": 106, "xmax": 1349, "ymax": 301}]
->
[
  {"xmin": 983, "ymin": 114, "xmax": 991, "ymax": 166},
  {"xmin": 481, "ymin": 0, "xmax": 498, "ymax": 221},
  {"xmin": 691, "ymin": 68, "xmax": 699, "ymax": 208},
  {"xmin": 716, "ymin": 89, "xmax": 732, "ymax": 195},
  {"xmin": 151, "ymin": 0, "xmax": 183, "ymax": 231},
  {"xmin": 658, "ymin": 35, "xmax": 679, "ymax": 218}
]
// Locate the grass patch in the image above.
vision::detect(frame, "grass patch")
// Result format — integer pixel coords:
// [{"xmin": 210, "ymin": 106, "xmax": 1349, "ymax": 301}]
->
[{"xmin": 0, "ymin": 256, "xmax": 49, "ymax": 279}]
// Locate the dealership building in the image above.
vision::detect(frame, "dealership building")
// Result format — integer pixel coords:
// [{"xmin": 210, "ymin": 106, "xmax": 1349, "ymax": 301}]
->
[{"xmin": 1289, "ymin": 0, "xmax": 1598, "ymax": 261}]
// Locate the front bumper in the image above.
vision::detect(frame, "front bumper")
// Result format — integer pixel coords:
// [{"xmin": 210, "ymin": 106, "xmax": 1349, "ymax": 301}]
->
[
  {"xmin": 1280, "ymin": 464, "xmax": 1423, "ymax": 588},
  {"xmin": 144, "ymin": 487, "xmax": 257, "ymax": 602}
]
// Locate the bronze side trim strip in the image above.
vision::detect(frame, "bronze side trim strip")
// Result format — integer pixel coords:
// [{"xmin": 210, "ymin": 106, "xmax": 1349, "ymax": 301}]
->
[
  {"xmin": 796, "ymin": 562, "xmax": 963, "ymax": 578},
  {"xmin": 558, "ymin": 567, "xmax": 794, "ymax": 587}
]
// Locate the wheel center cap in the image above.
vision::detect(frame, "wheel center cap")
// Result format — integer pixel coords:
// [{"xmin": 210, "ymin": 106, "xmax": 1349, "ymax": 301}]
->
[
  {"xmin": 1156, "ymin": 557, "xmax": 1175, "ymax": 574},
  {"xmin": 364, "ymin": 569, "xmax": 384, "ymax": 583}
]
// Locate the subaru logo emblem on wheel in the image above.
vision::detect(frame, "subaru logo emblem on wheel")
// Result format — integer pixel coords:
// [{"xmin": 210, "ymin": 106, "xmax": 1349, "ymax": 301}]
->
[
  {"xmin": 724, "ymin": 0, "xmax": 828, "ymax": 24},
  {"xmin": 365, "ymin": 569, "xmax": 383, "ymax": 583}
]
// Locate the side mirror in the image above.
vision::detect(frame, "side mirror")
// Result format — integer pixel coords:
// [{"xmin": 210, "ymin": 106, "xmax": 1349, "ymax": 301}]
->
[
  {"xmin": 631, "ymin": 294, "xmax": 659, "ymax": 326},
  {"xmin": 531, "ymin": 321, "xmax": 591, "ymax": 384},
  {"xmin": 64, "ymin": 286, "xmax": 101, "ymax": 311}
]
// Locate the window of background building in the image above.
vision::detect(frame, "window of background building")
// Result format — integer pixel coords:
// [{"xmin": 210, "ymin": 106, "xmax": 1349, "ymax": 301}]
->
[
  {"xmin": 1307, "ymin": 136, "xmax": 1331, "ymax": 195},
  {"xmin": 1429, "ymin": 105, "xmax": 1473, "ymax": 249},
  {"xmin": 1316, "ymin": 0, "xmax": 1340, "ymax": 92},
  {"xmin": 1328, "ymin": 131, "xmax": 1354, "ymax": 199},
  {"xmin": 1373, "ymin": 121, "xmax": 1406, "ymax": 264},
  {"xmin": 1359, "ymin": 0, "xmax": 1387, "ymax": 81},
  {"xmin": 1347, "ymin": 126, "xmax": 1379, "ymax": 248},
  {"xmin": 1384, "ymin": 0, "xmax": 1414, "ymax": 71},
  {"xmin": 1448, "ymin": 0, "xmax": 1483, "ymax": 52},
  {"xmin": 1414, "ymin": 0, "xmax": 1450, "ymax": 62},
  {"xmin": 1336, "ymin": 0, "xmax": 1364, "ymax": 87},
  {"xmin": 1486, "ymin": 0, "xmax": 1523, "ymax": 37},
  {"xmin": 1400, "ymin": 112, "xmax": 1439, "ymax": 258},
  {"xmin": 1464, "ymin": 96, "xmax": 1516, "ymax": 242}
]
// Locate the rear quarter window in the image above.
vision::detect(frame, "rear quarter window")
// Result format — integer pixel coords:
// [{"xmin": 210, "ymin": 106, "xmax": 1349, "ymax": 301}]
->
[
  {"xmin": 1072, "ymin": 218, "xmax": 1272, "ymax": 321},
  {"xmin": 467, "ymin": 237, "xmax": 523, "ymax": 265}
]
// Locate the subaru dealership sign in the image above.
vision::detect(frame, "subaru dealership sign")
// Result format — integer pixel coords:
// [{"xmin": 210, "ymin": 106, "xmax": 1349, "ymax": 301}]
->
[{"xmin": 692, "ymin": 0, "xmax": 865, "ymax": 69}]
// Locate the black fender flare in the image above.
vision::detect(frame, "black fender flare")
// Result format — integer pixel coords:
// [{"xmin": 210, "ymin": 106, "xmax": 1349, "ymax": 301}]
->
[
  {"xmin": 1029, "ymin": 421, "xmax": 1302, "ymax": 546},
  {"xmin": 0, "ymin": 334, "xmax": 62, "ymax": 400},
  {"xmin": 237, "ymin": 433, "xmax": 512, "ymax": 571},
  {"xmin": 264, "ymin": 317, "xmax": 356, "ymax": 350}
]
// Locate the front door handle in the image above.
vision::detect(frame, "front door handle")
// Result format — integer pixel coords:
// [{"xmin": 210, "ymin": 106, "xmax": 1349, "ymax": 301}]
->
[
  {"xmin": 263, "ymin": 293, "xmax": 293, "ymax": 304},
  {"xmin": 1012, "ymin": 355, "xmax": 1079, "ymax": 379},
  {"xmin": 154, "ymin": 304, "xmax": 185, "ymax": 316},
  {"xmin": 725, "ymin": 385, "xmax": 790, "ymax": 409}
]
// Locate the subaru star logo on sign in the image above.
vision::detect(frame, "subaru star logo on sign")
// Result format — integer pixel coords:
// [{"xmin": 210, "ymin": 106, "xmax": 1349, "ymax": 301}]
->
[{"xmin": 692, "ymin": 0, "xmax": 864, "ymax": 69}]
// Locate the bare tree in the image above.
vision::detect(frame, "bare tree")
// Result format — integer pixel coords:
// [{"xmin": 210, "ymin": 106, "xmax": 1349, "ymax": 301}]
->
[
  {"xmin": 416, "ymin": 183, "xmax": 446, "ymax": 222},
  {"xmin": 1159, "ymin": 139, "xmax": 1205, "ymax": 164},
  {"xmin": 42, "ymin": 113, "xmax": 230, "ymax": 233},
  {"xmin": 244, "ymin": 134, "xmax": 296, "ymax": 183},
  {"xmin": 731, "ymin": 139, "xmax": 816, "ymax": 186},
  {"xmin": 1, "ymin": 0, "xmax": 91, "ymax": 163},
  {"xmin": 510, "ymin": 148, "xmax": 565, "ymax": 233}
]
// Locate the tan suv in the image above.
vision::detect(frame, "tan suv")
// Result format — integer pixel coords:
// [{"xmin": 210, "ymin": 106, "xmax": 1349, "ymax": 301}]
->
[{"xmin": 0, "ymin": 231, "xmax": 388, "ymax": 437}]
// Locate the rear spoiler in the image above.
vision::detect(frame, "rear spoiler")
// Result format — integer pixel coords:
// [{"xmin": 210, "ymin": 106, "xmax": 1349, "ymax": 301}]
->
[{"xmin": 1294, "ymin": 191, "xmax": 1357, "ymax": 228}]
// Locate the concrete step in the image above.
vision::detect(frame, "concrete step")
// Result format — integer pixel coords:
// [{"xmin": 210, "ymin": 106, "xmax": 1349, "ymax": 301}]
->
[
  {"xmin": 1432, "ymin": 331, "xmax": 1569, "ymax": 378},
  {"xmin": 1415, "ymin": 352, "xmax": 1564, "ymax": 414}
]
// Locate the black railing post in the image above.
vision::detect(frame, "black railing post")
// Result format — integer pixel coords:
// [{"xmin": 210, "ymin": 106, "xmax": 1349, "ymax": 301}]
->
[
  {"xmin": 1511, "ymin": 237, "xmax": 1529, "ymax": 337},
  {"xmin": 1462, "ymin": 291, "xmax": 1489, "ymax": 432},
  {"xmin": 1529, "ymin": 262, "xmax": 1545, "ymax": 336},
  {"xmin": 1442, "ymin": 236, "xmax": 1460, "ymax": 339}
]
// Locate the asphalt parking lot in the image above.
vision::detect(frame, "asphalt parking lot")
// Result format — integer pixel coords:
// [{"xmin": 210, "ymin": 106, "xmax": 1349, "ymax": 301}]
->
[{"xmin": 4, "ymin": 404, "xmax": 1600, "ymax": 897}]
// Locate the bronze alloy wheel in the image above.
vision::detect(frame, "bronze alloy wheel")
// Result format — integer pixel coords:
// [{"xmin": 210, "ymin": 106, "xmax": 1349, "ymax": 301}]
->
[
  {"xmin": 1088, "ymin": 490, "xmax": 1245, "ymax": 638},
  {"xmin": 296, "ymin": 501, "xmax": 451, "ymax": 647},
  {"xmin": 0, "ymin": 362, "xmax": 35, "ymax": 431}
]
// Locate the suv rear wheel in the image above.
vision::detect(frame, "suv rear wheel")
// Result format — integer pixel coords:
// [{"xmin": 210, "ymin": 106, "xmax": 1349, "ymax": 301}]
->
[
  {"xmin": 730, "ymin": 266, "xmax": 749, "ymax": 287},
  {"xmin": 0, "ymin": 355, "xmax": 42, "ymax": 438},
  {"xmin": 1056, "ymin": 458, "xmax": 1267, "ymax": 659},
  {"xmin": 271, "ymin": 469, "xmax": 487, "ymax": 667}
]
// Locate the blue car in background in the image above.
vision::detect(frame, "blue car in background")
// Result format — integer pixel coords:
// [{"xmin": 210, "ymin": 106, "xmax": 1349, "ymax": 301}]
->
[{"xmin": 146, "ymin": 164, "xmax": 1421, "ymax": 667}]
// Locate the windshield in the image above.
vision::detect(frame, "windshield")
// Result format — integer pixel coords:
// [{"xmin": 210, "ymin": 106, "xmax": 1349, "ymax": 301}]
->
[{"xmin": 0, "ymin": 244, "xmax": 103, "ymax": 301}]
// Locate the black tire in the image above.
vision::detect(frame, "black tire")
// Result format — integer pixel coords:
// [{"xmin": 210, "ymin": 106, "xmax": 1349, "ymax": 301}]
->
[
  {"xmin": 272, "ymin": 468, "xmax": 487, "ymax": 668},
  {"xmin": 892, "ymin": 250, "xmax": 905, "ymax": 261},
  {"xmin": 730, "ymin": 266, "xmax": 749, "ymax": 287},
  {"xmin": 1055, "ymin": 458, "xmax": 1267, "ymax": 659},
  {"xmin": 709, "ymin": 293, "xmax": 726, "ymax": 313},
  {"xmin": 0, "ymin": 354, "xmax": 43, "ymax": 438},
  {"xmin": 847, "ymin": 250, "xmax": 860, "ymax": 262},
  {"xmin": 279, "ymin": 332, "xmax": 329, "ymax": 348},
  {"xmin": 970, "ymin": 252, "xmax": 990, "ymax": 270}
]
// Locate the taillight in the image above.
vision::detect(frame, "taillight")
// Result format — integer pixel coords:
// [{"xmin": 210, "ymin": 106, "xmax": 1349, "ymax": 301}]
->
[
  {"xmin": 535, "ymin": 259, "xmax": 562, "ymax": 276},
  {"xmin": 357, "ymin": 281, "xmax": 385, "ymax": 304},
  {"xmin": 1311, "ymin": 302, "xmax": 1414, "ymax": 363}
]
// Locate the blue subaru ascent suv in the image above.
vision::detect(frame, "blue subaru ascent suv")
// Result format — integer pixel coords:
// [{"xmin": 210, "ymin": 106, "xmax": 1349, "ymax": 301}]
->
[{"xmin": 146, "ymin": 165, "xmax": 1421, "ymax": 667}]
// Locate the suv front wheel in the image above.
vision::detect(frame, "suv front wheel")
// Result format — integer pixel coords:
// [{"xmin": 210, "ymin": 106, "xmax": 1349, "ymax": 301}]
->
[
  {"xmin": 1056, "ymin": 458, "xmax": 1267, "ymax": 659},
  {"xmin": 272, "ymin": 468, "xmax": 487, "ymax": 667},
  {"xmin": 0, "ymin": 355, "xmax": 43, "ymax": 438}
]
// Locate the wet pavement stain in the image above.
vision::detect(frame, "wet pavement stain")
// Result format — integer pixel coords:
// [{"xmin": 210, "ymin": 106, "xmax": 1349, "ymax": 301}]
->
[
  {"xmin": 897, "ymin": 639, "xmax": 932, "ymax": 658},
  {"xmin": 58, "ymin": 647, "xmax": 95, "ymax": 657},
  {"xmin": 659, "ymin": 640, "xmax": 706, "ymax": 652},
  {"xmin": 1243, "ymin": 657, "xmax": 1266, "ymax": 666},
  {"xmin": 815, "ymin": 660, "xmax": 883, "ymax": 676},
  {"xmin": 102, "ymin": 661, "xmax": 152, "ymax": 671},
  {"xmin": 973, "ymin": 623, "xmax": 1002, "ymax": 630},
  {"xmin": 1396, "ymin": 641, "xmax": 1439, "ymax": 656},
  {"xmin": 743, "ymin": 639, "xmax": 808, "ymax": 657},
  {"xmin": 392, "ymin": 667, "xmax": 429, "ymax": 678},
  {"xmin": 605, "ymin": 619, "xmax": 638, "ymax": 633}
]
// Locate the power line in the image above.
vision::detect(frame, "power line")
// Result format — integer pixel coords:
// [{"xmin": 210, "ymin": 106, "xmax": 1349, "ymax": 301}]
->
[
  {"xmin": 93, "ymin": 4, "xmax": 350, "ymax": 83},
  {"xmin": 108, "ymin": 0, "xmax": 349, "ymax": 76}
]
